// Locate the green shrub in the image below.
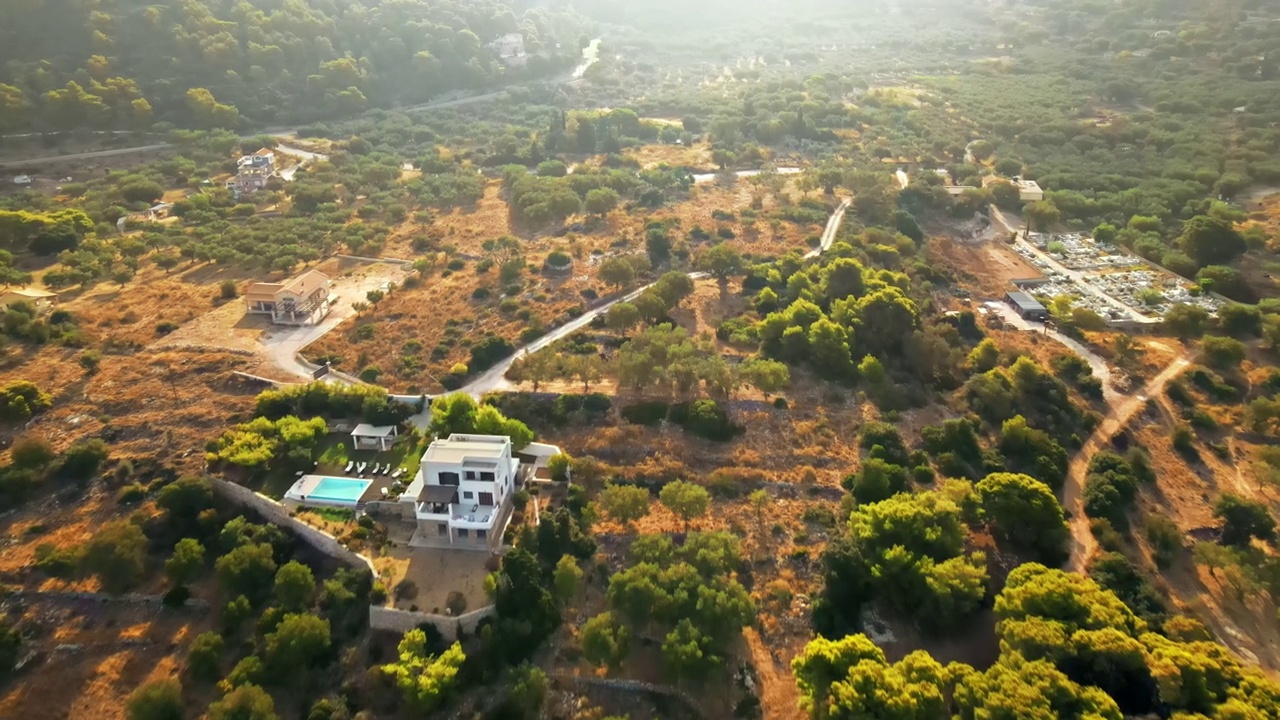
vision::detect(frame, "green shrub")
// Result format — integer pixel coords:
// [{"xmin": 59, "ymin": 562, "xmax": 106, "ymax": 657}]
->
[
  {"xmin": 34, "ymin": 543, "xmax": 82, "ymax": 578},
  {"xmin": 621, "ymin": 401, "xmax": 669, "ymax": 426},
  {"xmin": 117, "ymin": 482, "xmax": 147, "ymax": 504},
  {"xmin": 678, "ymin": 399, "xmax": 742, "ymax": 441},
  {"xmin": 1145, "ymin": 515, "xmax": 1182, "ymax": 569}
]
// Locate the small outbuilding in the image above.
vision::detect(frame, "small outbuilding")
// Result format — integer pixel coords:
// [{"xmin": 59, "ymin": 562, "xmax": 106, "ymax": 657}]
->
[
  {"xmin": 351, "ymin": 423, "xmax": 398, "ymax": 451},
  {"xmin": 1006, "ymin": 290, "xmax": 1048, "ymax": 321},
  {"xmin": 0, "ymin": 287, "xmax": 56, "ymax": 312}
]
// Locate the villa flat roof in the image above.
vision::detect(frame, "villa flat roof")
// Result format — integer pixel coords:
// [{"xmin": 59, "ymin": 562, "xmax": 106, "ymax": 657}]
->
[{"xmin": 422, "ymin": 434, "xmax": 510, "ymax": 465}]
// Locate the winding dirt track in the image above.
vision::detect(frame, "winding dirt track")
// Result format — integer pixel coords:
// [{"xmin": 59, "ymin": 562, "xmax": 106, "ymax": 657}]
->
[{"xmin": 1064, "ymin": 354, "xmax": 1191, "ymax": 572}]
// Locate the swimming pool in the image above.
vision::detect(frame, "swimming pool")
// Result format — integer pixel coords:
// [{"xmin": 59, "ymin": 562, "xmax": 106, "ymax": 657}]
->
[{"xmin": 285, "ymin": 475, "xmax": 373, "ymax": 507}]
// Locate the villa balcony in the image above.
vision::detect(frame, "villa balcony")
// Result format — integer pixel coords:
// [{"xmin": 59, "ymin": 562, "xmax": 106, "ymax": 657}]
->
[{"xmin": 450, "ymin": 503, "xmax": 497, "ymax": 529}]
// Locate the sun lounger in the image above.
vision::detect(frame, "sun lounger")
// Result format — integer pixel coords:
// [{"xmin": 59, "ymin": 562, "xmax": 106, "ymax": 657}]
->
[
  {"xmin": 391, "ymin": 469, "xmax": 403, "ymax": 479},
  {"xmin": 369, "ymin": 462, "xmax": 379, "ymax": 474},
  {"xmin": 357, "ymin": 462, "xmax": 367, "ymax": 474},
  {"xmin": 381, "ymin": 463, "xmax": 391, "ymax": 476},
  {"xmin": 344, "ymin": 461, "xmax": 354, "ymax": 473}
]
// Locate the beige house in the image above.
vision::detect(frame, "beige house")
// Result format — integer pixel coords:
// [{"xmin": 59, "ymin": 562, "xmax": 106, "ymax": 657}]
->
[
  {"xmin": 0, "ymin": 287, "xmax": 56, "ymax": 312},
  {"xmin": 982, "ymin": 175, "xmax": 1045, "ymax": 203},
  {"xmin": 245, "ymin": 269, "xmax": 333, "ymax": 326}
]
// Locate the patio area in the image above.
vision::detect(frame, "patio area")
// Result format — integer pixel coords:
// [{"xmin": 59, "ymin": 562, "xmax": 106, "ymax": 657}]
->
[
  {"xmin": 314, "ymin": 433, "xmax": 422, "ymax": 485},
  {"xmin": 376, "ymin": 527, "xmax": 495, "ymax": 615}
]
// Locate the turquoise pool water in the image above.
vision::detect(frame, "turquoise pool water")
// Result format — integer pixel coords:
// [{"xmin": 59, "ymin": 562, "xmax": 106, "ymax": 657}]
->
[{"xmin": 309, "ymin": 477, "xmax": 371, "ymax": 503}]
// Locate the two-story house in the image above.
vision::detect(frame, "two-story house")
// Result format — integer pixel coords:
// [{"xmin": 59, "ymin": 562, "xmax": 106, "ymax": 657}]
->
[
  {"xmin": 400, "ymin": 434, "xmax": 519, "ymax": 549},
  {"xmin": 233, "ymin": 148, "xmax": 276, "ymax": 195},
  {"xmin": 244, "ymin": 269, "xmax": 333, "ymax": 326}
]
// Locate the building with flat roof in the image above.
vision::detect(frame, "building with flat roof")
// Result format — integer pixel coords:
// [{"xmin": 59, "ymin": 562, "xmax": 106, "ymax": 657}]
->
[
  {"xmin": 399, "ymin": 434, "xmax": 519, "ymax": 550},
  {"xmin": 1006, "ymin": 290, "xmax": 1049, "ymax": 321}
]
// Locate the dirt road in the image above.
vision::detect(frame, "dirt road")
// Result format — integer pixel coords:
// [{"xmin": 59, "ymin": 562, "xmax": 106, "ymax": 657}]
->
[{"xmin": 1064, "ymin": 354, "xmax": 1192, "ymax": 572}]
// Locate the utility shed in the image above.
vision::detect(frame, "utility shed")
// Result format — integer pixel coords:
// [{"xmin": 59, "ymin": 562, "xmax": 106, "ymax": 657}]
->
[{"xmin": 1006, "ymin": 290, "xmax": 1048, "ymax": 321}]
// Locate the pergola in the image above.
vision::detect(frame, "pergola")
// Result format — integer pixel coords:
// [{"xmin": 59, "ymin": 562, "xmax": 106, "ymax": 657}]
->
[{"xmin": 350, "ymin": 423, "xmax": 398, "ymax": 451}]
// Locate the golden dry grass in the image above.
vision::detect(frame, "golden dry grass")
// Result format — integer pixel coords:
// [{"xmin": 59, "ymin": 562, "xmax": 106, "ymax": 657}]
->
[
  {"xmin": 0, "ymin": 344, "xmax": 263, "ymax": 465},
  {"xmin": 316, "ymin": 181, "xmax": 822, "ymax": 391},
  {"xmin": 0, "ymin": 608, "xmax": 199, "ymax": 720}
]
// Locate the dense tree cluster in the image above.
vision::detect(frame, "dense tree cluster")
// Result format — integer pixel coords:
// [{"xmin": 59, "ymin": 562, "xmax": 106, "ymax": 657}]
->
[
  {"xmin": 206, "ymin": 416, "xmax": 327, "ymax": 472},
  {"xmin": 816, "ymin": 485, "xmax": 988, "ymax": 636},
  {"xmin": 254, "ymin": 382, "xmax": 413, "ymax": 426},
  {"xmin": 1082, "ymin": 449, "xmax": 1153, "ymax": 531},
  {"xmin": 584, "ymin": 532, "xmax": 754, "ymax": 683},
  {"xmin": 0, "ymin": 0, "xmax": 590, "ymax": 131},
  {"xmin": 428, "ymin": 393, "xmax": 533, "ymax": 450},
  {"xmin": 801, "ymin": 562, "xmax": 1280, "ymax": 719}
]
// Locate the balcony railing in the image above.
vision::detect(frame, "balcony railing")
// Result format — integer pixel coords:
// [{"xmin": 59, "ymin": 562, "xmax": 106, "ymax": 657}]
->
[{"xmin": 450, "ymin": 503, "xmax": 496, "ymax": 528}]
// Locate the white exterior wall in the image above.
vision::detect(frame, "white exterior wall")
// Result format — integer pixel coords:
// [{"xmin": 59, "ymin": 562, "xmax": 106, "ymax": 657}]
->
[{"xmin": 422, "ymin": 459, "xmax": 513, "ymax": 507}]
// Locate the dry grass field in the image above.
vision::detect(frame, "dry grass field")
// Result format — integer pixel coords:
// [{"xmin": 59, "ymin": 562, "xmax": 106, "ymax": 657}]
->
[{"xmin": 313, "ymin": 178, "xmax": 825, "ymax": 391}]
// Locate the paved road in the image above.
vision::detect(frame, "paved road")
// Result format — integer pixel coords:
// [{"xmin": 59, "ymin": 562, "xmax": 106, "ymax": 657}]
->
[
  {"xmin": 983, "ymin": 301, "xmax": 1121, "ymax": 405},
  {"xmin": 1064, "ymin": 353, "xmax": 1191, "ymax": 572},
  {"xmin": 0, "ymin": 143, "xmax": 172, "ymax": 169},
  {"xmin": 804, "ymin": 198, "xmax": 852, "ymax": 259},
  {"xmin": 456, "ymin": 271, "xmax": 712, "ymax": 396},
  {"xmin": 0, "ymin": 40, "xmax": 603, "ymax": 170}
]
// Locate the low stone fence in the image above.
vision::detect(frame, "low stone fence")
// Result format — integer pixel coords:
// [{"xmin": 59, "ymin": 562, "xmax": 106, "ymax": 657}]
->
[
  {"xmin": 365, "ymin": 499, "xmax": 414, "ymax": 521},
  {"xmin": 553, "ymin": 674, "xmax": 706, "ymax": 719},
  {"xmin": 209, "ymin": 477, "xmax": 375, "ymax": 574},
  {"xmin": 368, "ymin": 604, "xmax": 495, "ymax": 641}
]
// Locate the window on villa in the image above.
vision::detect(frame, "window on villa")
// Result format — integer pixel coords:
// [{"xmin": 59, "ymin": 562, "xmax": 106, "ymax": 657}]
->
[
  {"xmin": 465, "ymin": 471, "xmax": 476, "ymax": 481},
  {"xmin": 437, "ymin": 523, "xmax": 447, "ymax": 536},
  {"xmin": 439, "ymin": 472, "xmax": 460, "ymax": 486},
  {"xmin": 463, "ymin": 491, "xmax": 473, "ymax": 500},
  {"xmin": 477, "ymin": 530, "xmax": 487, "ymax": 540},
  {"xmin": 480, "ymin": 472, "xmax": 495, "ymax": 483},
  {"xmin": 458, "ymin": 529, "xmax": 469, "ymax": 538}
]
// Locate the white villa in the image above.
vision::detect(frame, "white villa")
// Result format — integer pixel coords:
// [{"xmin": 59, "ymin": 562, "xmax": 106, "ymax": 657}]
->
[{"xmin": 400, "ymin": 434, "xmax": 519, "ymax": 549}]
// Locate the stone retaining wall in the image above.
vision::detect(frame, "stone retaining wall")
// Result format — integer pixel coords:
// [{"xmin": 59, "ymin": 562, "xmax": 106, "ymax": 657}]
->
[
  {"xmin": 209, "ymin": 477, "xmax": 375, "ymax": 574},
  {"xmin": 368, "ymin": 604, "xmax": 495, "ymax": 641}
]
